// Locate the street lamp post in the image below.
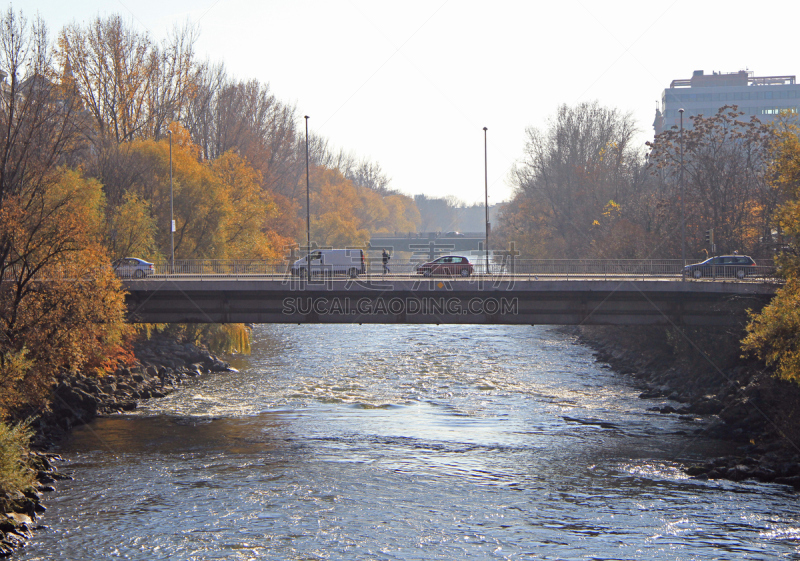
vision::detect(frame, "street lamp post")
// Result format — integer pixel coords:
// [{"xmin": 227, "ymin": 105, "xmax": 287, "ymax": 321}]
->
[
  {"xmin": 168, "ymin": 129, "xmax": 174, "ymax": 273},
  {"xmin": 679, "ymin": 108, "xmax": 685, "ymax": 279},
  {"xmin": 304, "ymin": 115, "xmax": 311, "ymax": 282},
  {"xmin": 483, "ymin": 127, "xmax": 489, "ymax": 276}
]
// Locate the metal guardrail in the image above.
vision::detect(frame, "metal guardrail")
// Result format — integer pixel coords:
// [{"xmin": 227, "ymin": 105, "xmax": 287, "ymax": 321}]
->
[
  {"xmin": 369, "ymin": 232, "xmax": 486, "ymax": 239},
  {"xmin": 117, "ymin": 259, "xmax": 781, "ymax": 282},
  {"xmin": 500, "ymin": 259, "xmax": 778, "ymax": 281},
  {"xmin": 3, "ymin": 259, "xmax": 778, "ymax": 281},
  {"xmin": 153, "ymin": 261, "xmax": 289, "ymax": 276}
]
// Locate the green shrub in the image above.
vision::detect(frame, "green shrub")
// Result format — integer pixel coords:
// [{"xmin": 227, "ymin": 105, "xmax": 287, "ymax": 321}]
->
[{"xmin": 0, "ymin": 421, "xmax": 35, "ymax": 497}]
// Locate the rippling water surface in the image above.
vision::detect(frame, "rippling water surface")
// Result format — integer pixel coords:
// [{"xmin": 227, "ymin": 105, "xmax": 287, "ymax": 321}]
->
[{"xmin": 18, "ymin": 325, "xmax": 800, "ymax": 560}]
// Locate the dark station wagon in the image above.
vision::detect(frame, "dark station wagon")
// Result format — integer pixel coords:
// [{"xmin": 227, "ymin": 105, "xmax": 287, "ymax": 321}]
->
[{"xmin": 683, "ymin": 255, "xmax": 757, "ymax": 279}]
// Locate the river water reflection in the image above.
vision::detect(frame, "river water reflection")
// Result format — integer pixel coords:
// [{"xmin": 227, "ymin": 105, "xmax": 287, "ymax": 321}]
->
[{"xmin": 18, "ymin": 325, "xmax": 800, "ymax": 559}]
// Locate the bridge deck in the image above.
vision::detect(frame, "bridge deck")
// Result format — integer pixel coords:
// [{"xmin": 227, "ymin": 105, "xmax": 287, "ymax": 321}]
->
[{"xmin": 123, "ymin": 277, "xmax": 777, "ymax": 326}]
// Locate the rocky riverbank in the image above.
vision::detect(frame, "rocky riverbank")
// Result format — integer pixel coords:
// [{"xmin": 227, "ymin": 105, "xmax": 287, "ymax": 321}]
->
[
  {"xmin": 0, "ymin": 451, "xmax": 68, "ymax": 557},
  {"xmin": 575, "ymin": 325, "xmax": 800, "ymax": 489},
  {"xmin": 0, "ymin": 336, "xmax": 234, "ymax": 556},
  {"xmin": 31, "ymin": 335, "xmax": 233, "ymax": 447}
]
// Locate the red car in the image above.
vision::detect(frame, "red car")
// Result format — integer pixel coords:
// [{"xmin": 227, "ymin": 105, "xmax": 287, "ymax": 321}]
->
[{"xmin": 416, "ymin": 255, "xmax": 474, "ymax": 277}]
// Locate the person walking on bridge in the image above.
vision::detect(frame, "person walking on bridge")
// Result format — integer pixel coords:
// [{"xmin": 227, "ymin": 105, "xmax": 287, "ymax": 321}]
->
[{"xmin": 382, "ymin": 249, "xmax": 391, "ymax": 275}]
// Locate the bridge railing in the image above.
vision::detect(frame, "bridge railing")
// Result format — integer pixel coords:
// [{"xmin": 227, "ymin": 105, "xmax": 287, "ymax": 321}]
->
[
  {"xmin": 153, "ymin": 260, "xmax": 290, "ymax": 277},
  {"xmin": 109, "ymin": 258, "xmax": 780, "ymax": 281},
  {"xmin": 505, "ymin": 259, "xmax": 778, "ymax": 280},
  {"xmin": 3, "ymin": 258, "xmax": 780, "ymax": 282},
  {"xmin": 495, "ymin": 259, "xmax": 680, "ymax": 278}
]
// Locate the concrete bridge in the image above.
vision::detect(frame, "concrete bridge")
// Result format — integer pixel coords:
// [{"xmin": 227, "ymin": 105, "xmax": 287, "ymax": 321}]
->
[{"xmin": 123, "ymin": 276, "xmax": 777, "ymax": 326}]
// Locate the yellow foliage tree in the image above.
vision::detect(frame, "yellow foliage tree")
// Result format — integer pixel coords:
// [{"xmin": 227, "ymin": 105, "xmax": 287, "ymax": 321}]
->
[
  {"xmin": 210, "ymin": 150, "xmax": 287, "ymax": 260},
  {"xmin": 304, "ymin": 166, "xmax": 419, "ymax": 248},
  {"xmin": 743, "ymin": 125, "xmax": 800, "ymax": 382},
  {"xmin": 105, "ymin": 191, "xmax": 160, "ymax": 260},
  {"xmin": 0, "ymin": 169, "xmax": 132, "ymax": 416},
  {"xmin": 123, "ymin": 124, "xmax": 290, "ymax": 260}
]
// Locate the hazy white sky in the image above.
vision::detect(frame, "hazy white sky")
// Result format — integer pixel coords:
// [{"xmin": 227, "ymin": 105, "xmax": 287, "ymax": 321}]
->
[{"xmin": 23, "ymin": 0, "xmax": 800, "ymax": 204}]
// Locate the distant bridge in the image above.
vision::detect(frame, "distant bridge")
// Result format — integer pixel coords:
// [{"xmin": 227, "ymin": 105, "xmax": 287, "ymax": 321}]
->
[{"xmin": 123, "ymin": 274, "xmax": 777, "ymax": 326}]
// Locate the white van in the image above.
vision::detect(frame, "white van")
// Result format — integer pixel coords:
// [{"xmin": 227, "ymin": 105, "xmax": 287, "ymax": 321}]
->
[{"xmin": 290, "ymin": 249, "xmax": 366, "ymax": 278}]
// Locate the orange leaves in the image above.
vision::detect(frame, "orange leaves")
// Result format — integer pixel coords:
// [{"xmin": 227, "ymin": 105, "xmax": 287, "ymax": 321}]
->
[
  {"xmin": 114, "ymin": 133, "xmax": 291, "ymax": 261},
  {"xmin": 302, "ymin": 165, "xmax": 419, "ymax": 248},
  {"xmin": 0, "ymin": 169, "xmax": 132, "ymax": 415},
  {"xmin": 741, "ymin": 125, "xmax": 800, "ymax": 383},
  {"xmin": 743, "ymin": 278, "xmax": 800, "ymax": 383}
]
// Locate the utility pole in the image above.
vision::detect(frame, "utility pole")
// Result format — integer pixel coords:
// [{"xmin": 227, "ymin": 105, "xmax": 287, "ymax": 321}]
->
[
  {"xmin": 168, "ymin": 129, "xmax": 174, "ymax": 274},
  {"xmin": 679, "ymin": 108, "xmax": 685, "ymax": 280},
  {"xmin": 305, "ymin": 116, "xmax": 311, "ymax": 282},
  {"xmin": 484, "ymin": 127, "xmax": 489, "ymax": 276}
]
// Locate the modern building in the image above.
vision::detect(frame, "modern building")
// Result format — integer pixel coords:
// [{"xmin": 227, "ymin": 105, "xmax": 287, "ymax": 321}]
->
[{"xmin": 654, "ymin": 70, "xmax": 800, "ymax": 135}]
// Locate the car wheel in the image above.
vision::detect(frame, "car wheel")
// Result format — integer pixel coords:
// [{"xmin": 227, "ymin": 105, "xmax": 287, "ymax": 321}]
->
[
  {"xmin": 349, "ymin": 268, "xmax": 358, "ymax": 278},
  {"xmin": 134, "ymin": 269, "xmax": 145, "ymax": 279},
  {"xmin": 693, "ymin": 269, "xmax": 702, "ymax": 279},
  {"xmin": 460, "ymin": 268, "xmax": 470, "ymax": 277},
  {"xmin": 736, "ymin": 269, "xmax": 745, "ymax": 279},
  {"xmin": 423, "ymin": 269, "xmax": 432, "ymax": 277}
]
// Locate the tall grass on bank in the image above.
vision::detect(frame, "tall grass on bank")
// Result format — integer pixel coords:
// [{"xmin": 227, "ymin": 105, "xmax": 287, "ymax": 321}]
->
[
  {"xmin": 136, "ymin": 323, "xmax": 251, "ymax": 355},
  {"xmin": 0, "ymin": 421, "xmax": 34, "ymax": 498}
]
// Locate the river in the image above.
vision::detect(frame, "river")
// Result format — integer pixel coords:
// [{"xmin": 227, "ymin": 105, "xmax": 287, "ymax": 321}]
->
[{"xmin": 17, "ymin": 324, "xmax": 800, "ymax": 560}]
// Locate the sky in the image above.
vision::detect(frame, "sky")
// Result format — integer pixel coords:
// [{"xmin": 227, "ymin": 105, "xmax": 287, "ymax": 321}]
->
[{"xmin": 22, "ymin": 0, "xmax": 800, "ymax": 205}]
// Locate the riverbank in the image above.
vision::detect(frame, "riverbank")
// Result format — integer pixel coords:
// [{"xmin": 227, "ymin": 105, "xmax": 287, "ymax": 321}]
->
[
  {"xmin": 575, "ymin": 325, "xmax": 800, "ymax": 488},
  {"xmin": 0, "ymin": 336, "xmax": 234, "ymax": 556},
  {"xmin": 31, "ymin": 335, "xmax": 233, "ymax": 447},
  {"xmin": 0, "ymin": 451, "xmax": 66, "ymax": 557}
]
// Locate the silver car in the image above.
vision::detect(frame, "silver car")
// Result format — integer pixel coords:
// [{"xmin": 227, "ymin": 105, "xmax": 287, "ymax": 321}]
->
[{"xmin": 113, "ymin": 257, "xmax": 154, "ymax": 279}]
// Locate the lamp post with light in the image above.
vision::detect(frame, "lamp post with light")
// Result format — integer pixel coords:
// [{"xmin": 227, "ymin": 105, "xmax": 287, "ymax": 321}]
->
[
  {"xmin": 168, "ymin": 129, "xmax": 174, "ymax": 273},
  {"xmin": 304, "ymin": 115, "xmax": 311, "ymax": 282},
  {"xmin": 483, "ymin": 126, "xmax": 489, "ymax": 276},
  {"xmin": 679, "ymin": 108, "xmax": 685, "ymax": 278}
]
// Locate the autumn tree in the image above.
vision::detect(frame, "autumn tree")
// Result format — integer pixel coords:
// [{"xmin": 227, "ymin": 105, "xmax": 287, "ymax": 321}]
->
[
  {"xmin": 304, "ymin": 164, "xmax": 420, "ymax": 248},
  {"xmin": 310, "ymin": 138, "xmax": 394, "ymax": 194},
  {"xmin": 0, "ymin": 168, "xmax": 131, "ymax": 416},
  {"xmin": 742, "ymin": 124, "xmax": 800, "ymax": 382},
  {"xmin": 184, "ymin": 66, "xmax": 304, "ymax": 241},
  {"xmin": 647, "ymin": 105, "xmax": 778, "ymax": 257},
  {"xmin": 58, "ymin": 15, "xmax": 197, "ymax": 142},
  {"xmin": 0, "ymin": 11, "xmax": 131, "ymax": 415},
  {"xmin": 497, "ymin": 102, "xmax": 651, "ymax": 258},
  {"xmin": 112, "ymin": 125, "xmax": 290, "ymax": 260},
  {"xmin": 308, "ymin": 167, "xmax": 370, "ymax": 248},
  {"xmin": 209, "ymin": 149, "xmax": 287, "ymax": 259},
  {"xmin": 104, "ymin": 191, "xmax": 159, "ymax": 260}
]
